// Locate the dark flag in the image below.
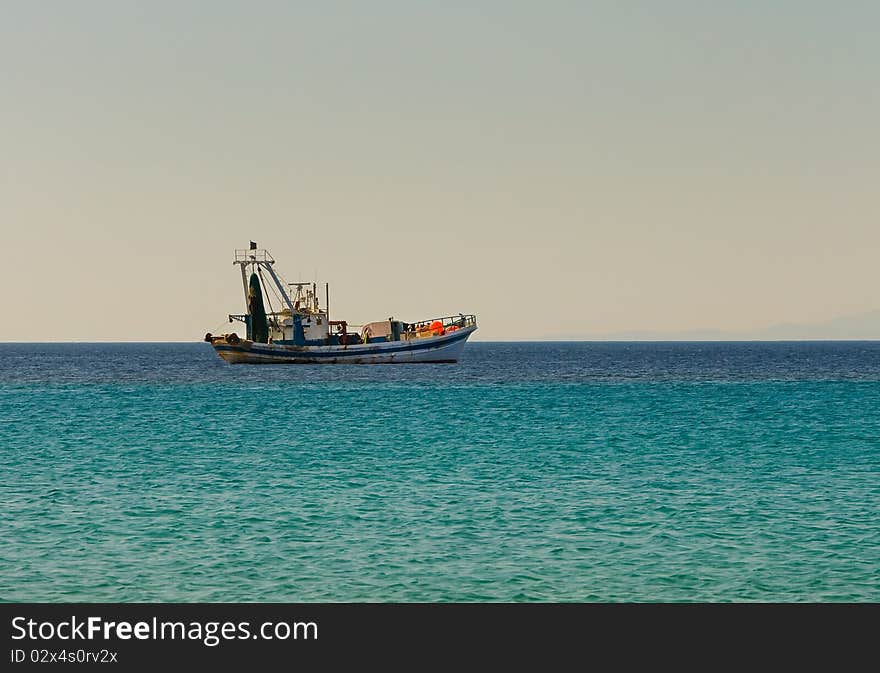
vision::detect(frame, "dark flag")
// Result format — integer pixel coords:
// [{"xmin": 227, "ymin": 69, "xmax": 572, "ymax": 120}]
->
[{"xmin": 249, "ymin": 241, "xmax": 258, "ymax": 250}]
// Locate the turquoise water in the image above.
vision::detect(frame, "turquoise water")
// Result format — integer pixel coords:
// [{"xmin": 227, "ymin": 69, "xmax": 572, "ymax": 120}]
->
[{"xmin": 1, "ymin": 342, "xmax": 879, "ymax": 601}]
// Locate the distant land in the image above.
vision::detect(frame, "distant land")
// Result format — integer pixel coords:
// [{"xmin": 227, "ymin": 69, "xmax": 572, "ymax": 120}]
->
[{"xmin": 547, "ymin": 310, "xmax": 880, "ymax": 341}]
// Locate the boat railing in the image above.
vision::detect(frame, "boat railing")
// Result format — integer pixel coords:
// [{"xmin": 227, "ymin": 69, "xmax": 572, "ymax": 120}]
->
[
  {"xmin": 408, "ymin": 314, "xmax": 477, "ymax": 331},
  {"xmin": 234, "ymin": 249, "xmax": 275, "ymax": 264}
]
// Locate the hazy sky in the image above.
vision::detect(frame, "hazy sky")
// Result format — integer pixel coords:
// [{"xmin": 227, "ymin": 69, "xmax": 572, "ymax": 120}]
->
[{"xmin": 2, "ymin": 1, "xmax": 878, "ymax": 340}]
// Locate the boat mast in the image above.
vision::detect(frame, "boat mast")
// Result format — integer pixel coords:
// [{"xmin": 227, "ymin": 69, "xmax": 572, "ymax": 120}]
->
[
  {"xmin": 238, "ymin": 264, "xmax": 249, "ymax": 308},
  {"xmin": 233, "ymin": 242, "xmax": 294, "ymax": 312}
]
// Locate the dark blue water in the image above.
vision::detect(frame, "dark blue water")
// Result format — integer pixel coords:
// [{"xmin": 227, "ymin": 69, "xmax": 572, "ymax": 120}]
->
[
  {"xmin": 1, "ymin": 342, "xmax": 879, "ymax": 601},
  {"xmin": 2, "ymin": 341, "xmax": 880, "ymax": 384}
]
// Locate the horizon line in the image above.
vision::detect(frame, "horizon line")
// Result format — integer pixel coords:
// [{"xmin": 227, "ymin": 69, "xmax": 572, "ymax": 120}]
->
[{"xmin": 1, "ymin": 338, "xmax": 878, "ymax": 345}]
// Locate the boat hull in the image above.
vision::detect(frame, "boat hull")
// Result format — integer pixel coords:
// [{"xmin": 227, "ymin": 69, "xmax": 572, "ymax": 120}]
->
[{"xmin": 211, "ymin": 326, "xmax": 476, "ymax": 364}]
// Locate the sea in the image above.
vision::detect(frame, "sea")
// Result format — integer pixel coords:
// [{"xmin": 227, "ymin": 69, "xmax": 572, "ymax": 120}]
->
[{"xmin": 1, "ymin": 341, "xmax": 878, "ymax": 602}]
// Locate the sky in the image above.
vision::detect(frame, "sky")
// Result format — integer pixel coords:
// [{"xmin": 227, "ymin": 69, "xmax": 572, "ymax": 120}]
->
[{"xmin": 2, "ymin": 1, "xmax": 878, "ymax": 341}]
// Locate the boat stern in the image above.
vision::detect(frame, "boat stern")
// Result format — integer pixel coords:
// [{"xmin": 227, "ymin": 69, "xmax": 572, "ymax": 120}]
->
[{"xmin": 204, "ymin": 333, "xmax": 255, "ymax": 364}]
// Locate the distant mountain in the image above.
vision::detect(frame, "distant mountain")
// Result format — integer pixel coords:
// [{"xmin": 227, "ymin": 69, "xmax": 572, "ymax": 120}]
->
[
  {"xmin": 550, "ymin": 310, "xmax": 880, "ymax": 341},
  {"xmin": 752, "ymin": 310, "xmax": 880, "ymax": 340}
]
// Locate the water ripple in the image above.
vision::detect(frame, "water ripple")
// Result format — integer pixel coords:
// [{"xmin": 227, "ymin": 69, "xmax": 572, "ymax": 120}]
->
[{"xmin": 1, "ymin": 343, "xmax": 879, "ymax": 601}]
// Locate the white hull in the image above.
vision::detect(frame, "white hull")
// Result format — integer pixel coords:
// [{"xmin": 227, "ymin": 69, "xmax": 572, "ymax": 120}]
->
[{"xmin": 212, "ymin": 326, "xmax": 476, "ymax": 364}]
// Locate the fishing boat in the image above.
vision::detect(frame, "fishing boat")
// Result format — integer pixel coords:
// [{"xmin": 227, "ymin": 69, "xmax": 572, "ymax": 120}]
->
[{"xmin": 204, "ymin": 243, "xmax": 477, "ymax": 364}]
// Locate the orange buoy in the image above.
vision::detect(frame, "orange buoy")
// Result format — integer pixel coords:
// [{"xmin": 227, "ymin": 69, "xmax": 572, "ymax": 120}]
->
[{"xmin": 430, "ymin": 320, "xmax": 442, "ymax": 330}]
